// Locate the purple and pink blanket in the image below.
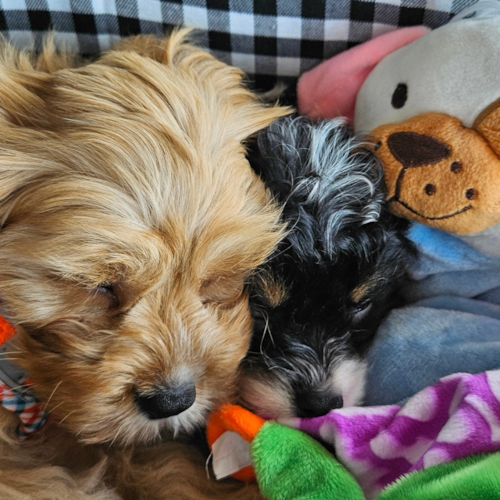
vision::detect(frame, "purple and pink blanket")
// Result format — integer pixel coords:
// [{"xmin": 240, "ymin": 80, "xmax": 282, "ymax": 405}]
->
[{"xmin": 287, "ymin": 370, "xmax": 500, "ymax": 499}]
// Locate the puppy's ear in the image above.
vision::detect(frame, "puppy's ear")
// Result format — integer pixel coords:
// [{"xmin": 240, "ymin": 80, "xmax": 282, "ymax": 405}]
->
[
  {"xmin": 0, "ymin": 36, "xmax": 78, "ymax": 128},
  {"xmin": 112, "ymin": 29, "xmax": 293, "ymax": 141},
  {"xmin": 229, "ymin": 101, "xmax": 293, "ymax": 143},
  {"xmin": 0, "ymin": 38, "xmax": 76, "ymax": 220},
  {"xmin": 0, "ymin": 65, "xmax": 48, "ymax": 128}
]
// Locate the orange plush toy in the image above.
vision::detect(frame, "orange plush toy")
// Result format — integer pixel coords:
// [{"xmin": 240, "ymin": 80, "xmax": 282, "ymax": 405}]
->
[
  {"xmin": 207, "ymin": 404, "xmax": 264, "ymax": 482},
  {"xmin": 0, "ymin": 313, "xmax": 16, "ymax": 346}
]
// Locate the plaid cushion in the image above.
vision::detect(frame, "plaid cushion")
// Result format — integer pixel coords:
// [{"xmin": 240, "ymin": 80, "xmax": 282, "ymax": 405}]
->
[{"xmin": 0, "ymin": 0, "xmax": 487, "ymax": 90}]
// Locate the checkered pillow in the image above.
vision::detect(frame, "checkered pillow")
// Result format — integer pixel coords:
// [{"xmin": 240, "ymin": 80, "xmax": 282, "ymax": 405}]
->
[{"xmin": 0, "ymin": 0, "xmax": 486, "ymax": 90}]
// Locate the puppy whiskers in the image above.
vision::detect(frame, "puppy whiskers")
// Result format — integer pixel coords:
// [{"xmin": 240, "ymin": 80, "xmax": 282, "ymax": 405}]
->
[
  {"xmin": 57, "ymin": 410, "xmax": 77, "ymax": 426},
  {"xmin": 259, "ymin": 310, "xmax": 274, "ymax": 356},
  {"xmin": 108, "ymin": 424, "xmax": 124, "ymax": 449},
  {"xmin": 0, "ymin": 357, "xmax": 20, "ymax": 362},
  {"xmin": 43, "ymin": 380, "xmax": 63, "ymax": 412},
  {"xmin": 76, "ymin": 423, "xmax": 90, "ymax": 438}
]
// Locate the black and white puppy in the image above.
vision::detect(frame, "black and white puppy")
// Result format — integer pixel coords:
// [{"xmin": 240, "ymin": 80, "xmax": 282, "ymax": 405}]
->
[{"xmin": 241, "ymin": 116, "xmax": 414, "ymax": 420}]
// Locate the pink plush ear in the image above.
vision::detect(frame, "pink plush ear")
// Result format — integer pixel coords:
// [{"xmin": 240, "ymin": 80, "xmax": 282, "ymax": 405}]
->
[{"xmin": 298, "ymin": 26, "xmax": 430, "ymax": 123}]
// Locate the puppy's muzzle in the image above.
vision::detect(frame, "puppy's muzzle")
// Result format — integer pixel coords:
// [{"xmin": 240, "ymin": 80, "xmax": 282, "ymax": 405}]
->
[{"xmin": 135, "ymin": 383, "xmax": 196, "ymax": 419}]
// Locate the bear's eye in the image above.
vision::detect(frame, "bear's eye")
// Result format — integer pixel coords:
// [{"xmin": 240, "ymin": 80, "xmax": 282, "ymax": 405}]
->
[{"xmin": 391, "ymin": 83, "xmax": 408, "ymax": 109}]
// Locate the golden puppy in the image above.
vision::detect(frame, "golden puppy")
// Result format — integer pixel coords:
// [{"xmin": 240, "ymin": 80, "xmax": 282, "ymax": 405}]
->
[{"xmin": 0, "ymin": 30, "xmax": 289, "ymax": 499}]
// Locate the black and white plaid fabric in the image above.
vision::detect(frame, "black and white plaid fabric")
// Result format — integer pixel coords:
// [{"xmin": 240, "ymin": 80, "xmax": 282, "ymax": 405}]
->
[{"xmin": 0, "ymin": 0, "xmax": 489, "ymax": 90}]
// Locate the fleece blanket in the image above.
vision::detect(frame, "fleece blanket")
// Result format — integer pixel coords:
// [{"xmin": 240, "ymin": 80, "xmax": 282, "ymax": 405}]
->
[
  {"xmin": 293, "ymin": 370, "xmax": 500, "ymax": 498},
  {"xmin": 366, "ymin": 223, "xmax": 500, "ymax": 406}
]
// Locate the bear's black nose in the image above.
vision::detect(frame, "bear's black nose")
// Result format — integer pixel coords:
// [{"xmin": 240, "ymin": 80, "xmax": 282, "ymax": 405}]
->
[{"xmin": 388, "ymin": 132, "xmax": 451, "ymax": 168}]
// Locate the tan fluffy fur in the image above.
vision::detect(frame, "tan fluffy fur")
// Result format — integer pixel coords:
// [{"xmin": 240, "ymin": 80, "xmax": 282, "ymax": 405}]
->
[{"xmin": 0, "ymin": 30, "xmax": 290, "ymax": 498}]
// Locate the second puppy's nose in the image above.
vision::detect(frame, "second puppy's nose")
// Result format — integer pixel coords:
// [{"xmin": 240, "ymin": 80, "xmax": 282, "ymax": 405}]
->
[
  {"xmin": 135, "ymin": 383, "xmax": 196, "ymax": 419},
  {"xmin": 295, "ymin": 391, "xmax": 343, "ymax": 418}
]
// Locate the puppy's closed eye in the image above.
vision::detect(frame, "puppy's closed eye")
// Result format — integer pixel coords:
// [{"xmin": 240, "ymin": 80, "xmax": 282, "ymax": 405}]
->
[
  {"xmin": 352, "ymin": 300, "xmax": 372, "ymax": 322},
  {"xmin": 95, "ymin": 283, "xmax": 120, "ymax": 309},
  {"xmin": 200, "ymin": 275, "xmax": 244, "ymax": 307}
]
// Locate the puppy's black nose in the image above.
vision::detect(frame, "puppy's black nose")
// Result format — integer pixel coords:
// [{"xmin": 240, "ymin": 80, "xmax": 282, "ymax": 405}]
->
[
  {"xmin": 135, "ymin": 383, "xmax": 196, "ymax": 419},
  {"xmin": 295, "ymin": 391, "xmax": 343, "ymax": 418}
]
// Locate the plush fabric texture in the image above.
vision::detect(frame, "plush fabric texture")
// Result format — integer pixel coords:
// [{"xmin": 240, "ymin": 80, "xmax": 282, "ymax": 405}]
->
[
  {"xmin": 354, "ymin": 14, "xmax": 500, "ymax": 133},
  {"xmin": 296, "ymin": 13, "xmax": 500, "ymax": 133},
  {"xmin": 294, "ymin": 370, "xmax": 500, "ymax": 499},
  {"xmin": 207, "ymin": 405, "xmax": 265, "ymax": 482},
  {"xmin": 475, "ymin": 95, "xmax": 500, "ymax": 153},
  {"xmin": 297, "ymin": 26, "xmax": 429, "ymax": 123},
  {"xmin": 208, "ymin": 404, "xmax": 265, "ymax": 445},
  {"xmin": 207, "ymin": 405, "xmax": 364, "ymax": 500},
  {"xmin": 378, "ymin": 453, "xmax": 500, "ymax": 500},
  {"xmin": 253, "ymin": 422, "xmax": 364, "ymax": 500},
  {"xmin": 362, "ymin": 14, "xmax": 500, "ymax": 236},
  {"xmin": 458, "ymin": 221, "xmax": 500, "ymax": 258},
  {"xmin": 209, "ymin": 400, "xmax": 500, "ymax": 500},
  {"xmin": 298, "ymin": 10, "xmax": 500, "ymax": 235},
  {"xmin": 0, "ymin": 314, "xmax": 15, "ymax": 346},
  {"xmin": 370, "ymin": 111, "xmax": 500, "ymax": 234},
  {"xmin": 366, "ymin": 223, "xmax": 500, "ymax": 405}
]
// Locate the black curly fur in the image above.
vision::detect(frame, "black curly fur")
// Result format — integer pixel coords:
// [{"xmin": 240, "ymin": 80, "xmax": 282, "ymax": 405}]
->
[{"xmin": 242, "ymin": 116, "xmax": 415, "ymax": 419}]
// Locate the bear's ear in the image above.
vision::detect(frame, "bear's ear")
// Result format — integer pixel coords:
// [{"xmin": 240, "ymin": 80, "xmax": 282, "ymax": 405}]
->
[
  {"xmin": 473, "ymin": 98, "xmax": 500, "ymax": 156},
  {"xmin": 297, "ymin": 26, "xmax": 430, "ymax": 123}
]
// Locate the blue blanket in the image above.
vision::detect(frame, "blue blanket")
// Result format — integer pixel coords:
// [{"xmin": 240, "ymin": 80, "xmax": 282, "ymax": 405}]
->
[{"xmin": 365, "ymin": 223, "xmax": 500, "ymax": 406}]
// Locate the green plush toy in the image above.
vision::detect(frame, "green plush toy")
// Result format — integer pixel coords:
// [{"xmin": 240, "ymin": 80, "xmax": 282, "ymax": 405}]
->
[{"xmin": 380, "ymin": 453, "xmax": 500, "ymax": 500}]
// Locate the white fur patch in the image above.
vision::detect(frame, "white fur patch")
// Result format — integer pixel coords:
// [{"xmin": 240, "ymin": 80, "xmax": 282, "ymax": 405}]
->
[
  {"xmin": 240, "ymin": 356, "xmax": 367, "ymax": 419},
  {"xmin": 328, "ymin": 357, "xmax": 367, "ymax": 407}
]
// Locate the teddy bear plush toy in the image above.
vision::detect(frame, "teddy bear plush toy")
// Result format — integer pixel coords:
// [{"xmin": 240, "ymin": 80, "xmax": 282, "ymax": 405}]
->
[
  {"xmin": 298, "ymin": 1, "xmax": 500, "ymax": 405},
  {"xmin": 299, "ymin": 2, "xmax": 500, "ymax": 254}
]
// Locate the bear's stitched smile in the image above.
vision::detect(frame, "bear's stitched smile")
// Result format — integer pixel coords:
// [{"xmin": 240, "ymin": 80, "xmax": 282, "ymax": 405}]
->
[{"xmin": 390, "ymin": 198, "xmax": 473, "ymax": 220}]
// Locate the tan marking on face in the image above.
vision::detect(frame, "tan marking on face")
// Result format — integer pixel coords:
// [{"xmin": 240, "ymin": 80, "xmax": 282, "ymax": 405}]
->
[
  {"xmin": 351, "ymin": 282, "xmax": 371, "ymax": 304},
  {"xmin": 255, "ymin": 273, "xmax": 289, "ymax": 308},
  {"xmin": 351, "ymin": 275, "xmax": 387, "ymax": 304}
]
